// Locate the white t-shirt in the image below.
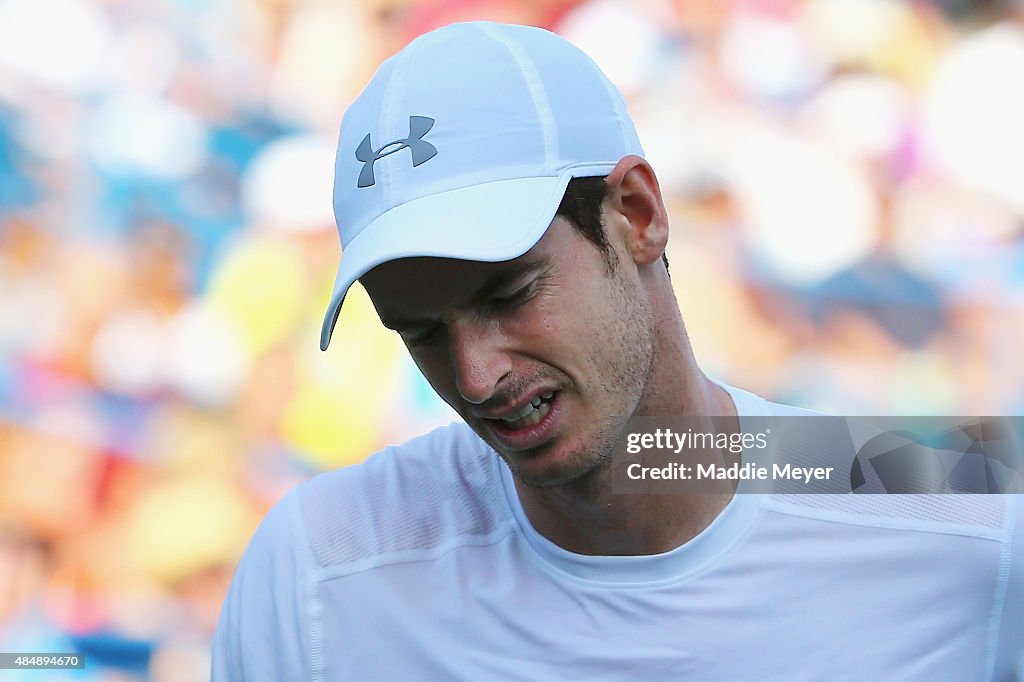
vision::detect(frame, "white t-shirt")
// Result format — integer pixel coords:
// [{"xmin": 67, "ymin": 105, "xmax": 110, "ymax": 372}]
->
[{"xmin": 212, "ymin": 385, "xmax": 1024, "ymax": 680}]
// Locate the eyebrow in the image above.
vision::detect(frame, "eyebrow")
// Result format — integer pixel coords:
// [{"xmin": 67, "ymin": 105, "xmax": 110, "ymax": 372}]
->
[{"xmin": 381, "ymin": 258, "xmax": 548, "ymax": 331}]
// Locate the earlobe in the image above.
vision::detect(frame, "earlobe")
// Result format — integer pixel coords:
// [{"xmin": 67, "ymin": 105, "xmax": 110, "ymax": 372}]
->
[{"xmin": 605, "ymin": 156, "xmax": 670, "ymax": 267}]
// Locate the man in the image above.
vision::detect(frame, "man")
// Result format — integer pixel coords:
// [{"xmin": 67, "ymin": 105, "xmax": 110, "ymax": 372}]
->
[{"xmin": 212, "ymin": 22, "xmax": 1023, "ymax": 680}]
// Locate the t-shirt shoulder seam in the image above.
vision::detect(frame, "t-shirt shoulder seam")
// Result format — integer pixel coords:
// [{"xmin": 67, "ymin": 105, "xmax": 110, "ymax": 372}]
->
[
  {"xmin": 281, "ymin": 487, "xmax": 325, "ymax": 682},
  {"xmin": 314, "ymin": 520, "xmax": 519, "ymax": 582},
  {"xmin": 983, "ymin": 494, "xmax": 1017, "ymax": 680},
  {"xmin": 763, "ymin": 497, "xmax": 1006, "ymax": 541},
  {"xmin": 285, "ymin": 482, "xmax": 320, "ymax": 569}
]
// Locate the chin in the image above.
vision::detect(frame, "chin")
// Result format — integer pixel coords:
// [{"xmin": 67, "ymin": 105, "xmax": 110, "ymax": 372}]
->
[{"xmin": 508, "ymin": 441, "xmax": 611, "ymax": 489}]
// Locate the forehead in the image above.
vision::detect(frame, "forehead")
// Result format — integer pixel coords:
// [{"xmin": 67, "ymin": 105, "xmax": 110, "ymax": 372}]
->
[
  {"xmin": 360, "ymin": 251, "xmax": 542, "ymax": 311},
  {"xmin": 359, "ymin": 216, "xmax": 576, "ymax": 311}
]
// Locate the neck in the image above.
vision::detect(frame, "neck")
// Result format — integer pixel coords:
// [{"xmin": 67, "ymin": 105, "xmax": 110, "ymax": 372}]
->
[{"xmin": 514, "ymin": 291, "xmax": 740, "ymax": 556}]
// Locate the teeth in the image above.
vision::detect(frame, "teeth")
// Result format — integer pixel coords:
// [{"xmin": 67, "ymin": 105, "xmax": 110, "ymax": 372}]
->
[
  {"xmin": 498, "ymin": 392, "xmax": 556, "ymax": 427},
  {"xmin": 501, "ymin": 404, "xmax": 529, "ymax": 422},
  {"xmin": 500, "ymin": 400, "xmax": 551, "ymax": 429}
]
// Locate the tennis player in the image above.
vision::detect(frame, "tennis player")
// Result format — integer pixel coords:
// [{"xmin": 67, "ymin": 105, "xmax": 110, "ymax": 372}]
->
[{"xmin": 212, "ymin": 22, "xmax": 1023, "ymax": 680}]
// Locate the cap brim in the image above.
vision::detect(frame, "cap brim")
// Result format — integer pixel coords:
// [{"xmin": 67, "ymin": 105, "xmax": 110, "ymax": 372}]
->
[{"xmin": 320, "ymin": 172, "xmax": 582, "ymax": 350}]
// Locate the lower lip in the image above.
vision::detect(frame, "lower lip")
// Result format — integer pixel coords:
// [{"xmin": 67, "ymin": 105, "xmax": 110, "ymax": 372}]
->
[{"xmin": 487, "ymin": 393, "xmax": 562, "ymax": 451}]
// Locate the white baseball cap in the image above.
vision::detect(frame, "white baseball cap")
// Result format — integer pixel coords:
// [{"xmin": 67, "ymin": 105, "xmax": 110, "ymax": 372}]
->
[{"xmin": 320, "ymin": 21, "xmax": 644, "ymax": 350}]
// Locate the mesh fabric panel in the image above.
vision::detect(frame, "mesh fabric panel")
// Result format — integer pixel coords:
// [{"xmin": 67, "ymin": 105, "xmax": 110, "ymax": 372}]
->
[
  {"xmin": 768, "ymin": 493, "xmax": 1006, "ymax": 531},
  {"xmin": 298, "ymin": 424, "xmax": 512, "ymax": 571}
]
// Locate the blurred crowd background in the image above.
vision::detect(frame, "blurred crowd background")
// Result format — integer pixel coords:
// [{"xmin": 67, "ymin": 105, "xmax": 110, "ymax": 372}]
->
[{"xmin": 1, "ymin": 0, "xmax": 1022, "ymax": 678}]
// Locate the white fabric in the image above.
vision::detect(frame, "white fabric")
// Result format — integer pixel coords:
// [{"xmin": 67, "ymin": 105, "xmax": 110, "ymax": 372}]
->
[
  {"xmin": 212, "ymin": 384, "xmax": 1024, "ymax": 680},
  {"xmin": 321, "ymin": 22, "xmax": 645, "ymax": 349}
]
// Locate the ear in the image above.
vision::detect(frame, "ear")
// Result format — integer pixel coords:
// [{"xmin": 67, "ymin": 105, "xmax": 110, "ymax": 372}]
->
[{"xmin": 603, "ymin": 155, "xmax": 670, "ymax": 267}]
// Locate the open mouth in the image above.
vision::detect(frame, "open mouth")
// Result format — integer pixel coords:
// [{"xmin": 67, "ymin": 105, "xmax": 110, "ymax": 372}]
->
[{"xmin": 492, "ymin": 391, "xmax": 556, "ymax": 431}]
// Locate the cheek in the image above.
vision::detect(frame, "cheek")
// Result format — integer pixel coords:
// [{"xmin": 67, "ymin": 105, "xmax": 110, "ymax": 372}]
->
[
  {"xmin": 526, "ymin": 278, "xmax": 613, "ymax": 341},
  {"xmin": 507, "ymin": 295, "xmax": 565, "ymax": 348},
  {"xmin": 507, "ymin": 290, "xmax": 599, "ymax": 368}
]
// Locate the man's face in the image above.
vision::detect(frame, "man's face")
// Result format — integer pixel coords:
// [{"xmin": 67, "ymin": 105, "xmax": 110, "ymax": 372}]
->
[{"xmin": 361, "ymin": 217, "xmax": 656, "ymax": 487}]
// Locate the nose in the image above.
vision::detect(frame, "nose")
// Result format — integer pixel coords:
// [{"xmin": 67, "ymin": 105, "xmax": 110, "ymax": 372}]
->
[{"xmin": 448, "ymin": 317, "xmax": 511, "ymax": 405}]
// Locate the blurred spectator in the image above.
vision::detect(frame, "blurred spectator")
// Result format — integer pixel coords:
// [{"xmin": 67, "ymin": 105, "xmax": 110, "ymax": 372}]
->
[{"xmin": 0, "ymin": 0, "xmax": 1022, "ymax": 677}]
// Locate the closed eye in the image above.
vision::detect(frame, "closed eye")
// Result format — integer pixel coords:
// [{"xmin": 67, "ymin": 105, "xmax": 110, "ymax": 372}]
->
[
  {"xmin": 491, "ymin": 288, "xmax": 526, "ymax": 306},
  {"xmin": 399, "ymin": 323, "xmax": 443, "ymax": 347},
  {"xmin": 488, "ymin": 282, "xmax": 537, "ymax": 310}
]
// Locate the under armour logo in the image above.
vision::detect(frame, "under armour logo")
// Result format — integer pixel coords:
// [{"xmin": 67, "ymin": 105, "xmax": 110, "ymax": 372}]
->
[{"xmin": 355, "ymin": 116, "xmax": 437, "ymax": 188}]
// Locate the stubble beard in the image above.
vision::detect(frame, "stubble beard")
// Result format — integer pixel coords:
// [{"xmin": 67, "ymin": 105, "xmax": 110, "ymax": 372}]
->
[{"xmin": 513, "ymin": 268, "xmax": 656, "ymax": 490}]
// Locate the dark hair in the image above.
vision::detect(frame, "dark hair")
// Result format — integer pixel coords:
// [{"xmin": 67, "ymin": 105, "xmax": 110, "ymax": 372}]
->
[{"xmin": 554, "ymin": 176, "xmax": 670, "ymax": 273}]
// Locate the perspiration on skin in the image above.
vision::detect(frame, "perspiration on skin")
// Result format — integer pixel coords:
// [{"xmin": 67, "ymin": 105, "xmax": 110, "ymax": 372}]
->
[
  {"xmin": 360, "ymin": 214, "xmax": 655, "ymax": 489},
  {"xmin": 361, "ymin": 155, "xmax": 742, "ymax": 557}
]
